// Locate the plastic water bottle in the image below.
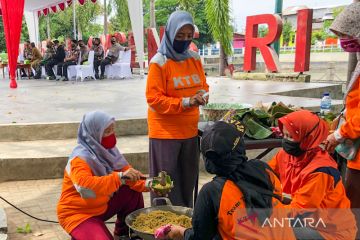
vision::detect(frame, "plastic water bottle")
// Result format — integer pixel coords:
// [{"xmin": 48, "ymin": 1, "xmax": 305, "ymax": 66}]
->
[{"xmin": 320, "ymin": 92, "xmax": 332, "ymax": 115}]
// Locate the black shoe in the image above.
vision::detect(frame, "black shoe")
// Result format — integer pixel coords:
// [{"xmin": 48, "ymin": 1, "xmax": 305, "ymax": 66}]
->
[
  {"xmin": 48, "ymin": 76, "xmax": 56, "ymax": 80},
  {"xmin": 100, "ymin": 75, "xmax": 105, "ymax": 80},
  {"xmin": 62, "ymin": 78, "xmax": 69, "ymax": 81}
]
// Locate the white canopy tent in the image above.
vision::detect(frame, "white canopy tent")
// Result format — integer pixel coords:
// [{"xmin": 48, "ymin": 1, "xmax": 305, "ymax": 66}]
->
[{"xmin": 23, "ymin": 0, "xmax": 144, "ymax": 74}]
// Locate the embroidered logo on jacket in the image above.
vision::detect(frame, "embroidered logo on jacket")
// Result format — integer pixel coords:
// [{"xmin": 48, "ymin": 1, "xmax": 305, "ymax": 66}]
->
[{"xmin": 173, "ymin": 74, "xmax": 201, "ymax": 90}]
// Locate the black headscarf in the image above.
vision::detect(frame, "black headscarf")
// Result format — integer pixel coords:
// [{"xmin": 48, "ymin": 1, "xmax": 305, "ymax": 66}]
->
[{"xmin": 201, "ymin": 121, "xmax": 282, "ymax": 222}]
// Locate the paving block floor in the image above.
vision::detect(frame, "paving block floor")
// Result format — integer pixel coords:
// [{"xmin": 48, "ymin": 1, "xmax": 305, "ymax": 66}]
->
[{"xmin": 0, "ymin": 173, "xmax": 214, "ymax": 240}]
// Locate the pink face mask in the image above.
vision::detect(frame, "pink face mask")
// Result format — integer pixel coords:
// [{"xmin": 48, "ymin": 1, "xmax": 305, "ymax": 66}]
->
[{"xmin": 340, "ymin": 38, "xmax": 360, "ymax": 52}]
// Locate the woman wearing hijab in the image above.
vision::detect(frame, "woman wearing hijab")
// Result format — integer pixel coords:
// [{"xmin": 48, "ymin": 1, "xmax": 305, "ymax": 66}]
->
[
  {"xmin": 325, "ymin": 2, "xmax": 360, "ymax": 211},
  {"xmin": 146, "ymin": 11, "xmax": 209, "ymax": 207},
  {"xmin": 57, "ymin": 111, "xmax": 151, "ymax": 240},
  {"xmin": 268, "ymin": 110, "xmax": 357, "ymax": 240},
  {"xmin": 158, "ymin": 120, "xmax": 296, "ymax": 240}
]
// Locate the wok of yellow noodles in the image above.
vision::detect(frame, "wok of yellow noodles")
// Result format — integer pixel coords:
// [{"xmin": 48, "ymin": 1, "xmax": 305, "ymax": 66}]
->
[{"xmin": 131, "ymin": 210, "xmax": 192, "ymax": 234}]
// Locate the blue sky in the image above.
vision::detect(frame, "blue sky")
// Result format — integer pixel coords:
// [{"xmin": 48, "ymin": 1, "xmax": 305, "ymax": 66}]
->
[{"xmin": 230, "ymin": 0, "xmax": 353, "ymax": 32}]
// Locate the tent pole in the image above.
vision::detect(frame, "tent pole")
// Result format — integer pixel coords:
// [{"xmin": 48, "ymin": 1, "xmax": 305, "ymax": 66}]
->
[
  {"xmin": 104, "ymin": 0, "xmax": 108, "ymax": 35},
  {"xmin": 73, "ymin": 0, "xmax": 77, "ymax": 40}
]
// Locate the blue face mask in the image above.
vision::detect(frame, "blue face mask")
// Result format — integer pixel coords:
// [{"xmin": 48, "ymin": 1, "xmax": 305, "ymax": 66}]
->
[{"xmin": 173, "ymin": 39, "xmax": 192, "ymax": 53}]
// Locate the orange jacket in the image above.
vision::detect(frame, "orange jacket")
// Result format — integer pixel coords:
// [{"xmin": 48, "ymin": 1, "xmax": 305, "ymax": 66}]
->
[
  {"xmin": 269, "ymin": 155, "xmax": 357, "ymax": 240},
  {"xmin": 57, "ymin": 157, "xmax": 148, "ymax": 234},
  {"xmin": 217, "ymin": 170, "xmax": 296, "ymax": 240},
  {"xmin": 341, "ymin": 76, "xmax": 360, "ymax": 170},
  {"xmin": 146, "ymin": 51, "xmax": 209, "ymax": 139}
]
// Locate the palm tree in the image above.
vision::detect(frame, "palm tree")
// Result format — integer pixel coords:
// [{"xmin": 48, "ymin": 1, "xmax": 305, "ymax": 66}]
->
[
  {"xmin": 150, "ymin": 0, "xmax": 156, "ymax": 28},
  {"xmin": 204, "ymin": 0, "xmax": 233, "ymax": 76}
]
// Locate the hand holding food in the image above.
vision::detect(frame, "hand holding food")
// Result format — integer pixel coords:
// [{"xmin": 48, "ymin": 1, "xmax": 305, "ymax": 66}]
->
[{"xmin": 122, "ymin": 168, "xmax": 144, "ymax": 181}]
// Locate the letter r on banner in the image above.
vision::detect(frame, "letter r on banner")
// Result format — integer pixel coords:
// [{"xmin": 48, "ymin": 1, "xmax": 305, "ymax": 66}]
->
[{"xmin": 243, "ymin": 14, "xmax": 283, "ymax": 72}]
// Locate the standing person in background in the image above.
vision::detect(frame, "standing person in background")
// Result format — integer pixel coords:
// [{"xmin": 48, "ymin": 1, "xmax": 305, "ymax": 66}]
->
[
  {"xmin": 146, "ymin": 11, "xmax": 209, "ymax": 207},
  {"xmin": 325, "ymin": 3, "xmax": 360, "ymax": 238},
  {"xmin": 78, "ymin": 40, "xmax": 89, "ymax": 65},
  {"xmin": 92, "ymin": 38, "xmax": 105, "ymax": 79},
  {"xmin": 57, "ymin": 40, "xmax": 79, "ymax": 81},
  {"xmin": 45, "ymin": 40, "xmax": 66, "ymax": 80},
  {"xmin": 30, "ymin": 42, "xmax": 43, "ymax": 79},
  {"xmin": 99, "ymin": 36, "xmax": 128, "ymax": 80}
]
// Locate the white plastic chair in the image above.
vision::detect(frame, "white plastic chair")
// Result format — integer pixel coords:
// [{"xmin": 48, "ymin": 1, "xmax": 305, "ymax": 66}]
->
[
  {"xmin": 75, "ymin": 51, "xmax": 95, "ymax": 82},
  {"xmin": 67, "ymin": 52, "xmax": 82, "ymax": 80},
  {"xmin": 118, "ymin": 50, "xmax": 132, "ymax": 78},
  {"xmin": 105, "ymin": 50, "xmax": 132, "ymax": 79}
]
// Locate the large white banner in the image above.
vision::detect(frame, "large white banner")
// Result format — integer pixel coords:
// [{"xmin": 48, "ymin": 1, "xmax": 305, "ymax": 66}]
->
[{"xmin": 127, "ymin": 0, "xmax": 144, "ymax": 76}]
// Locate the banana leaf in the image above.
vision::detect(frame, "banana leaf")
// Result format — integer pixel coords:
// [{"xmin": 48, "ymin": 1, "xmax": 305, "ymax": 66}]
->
[
  {"xmin": 251, "ymin": 109, "xmax": 271, "ymax": 119},
  {"xmin": 268, "ymin": 102, "xmax": 294, "ymax": 126},
  {"xmin": 242, "ymin": 114, "xmax": 273, "ymax": 140}
]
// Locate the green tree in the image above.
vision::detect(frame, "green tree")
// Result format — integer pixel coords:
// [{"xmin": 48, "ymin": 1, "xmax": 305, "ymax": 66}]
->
[
  {"xmin": 258, "ymin": 25, "xmax": 269, "ymax": 38},
  {"xmin": 0, "ymin": 18, "xmax": 6, "ymax": 52},
  {"xmin": 204, "ymin": 0, "xmax": 233, "ymax": 75},
  {"xmin": 108, "ymin": 0, "xmax": 131, "ymax": 32},
  {"xmin": 178, "ymin": 0, "xmax": 198, "ymax": 15},
  {"xmin": 281, "ymin": 21, "xmax": 293, "ymax": 46},
  {"xmin": 143, "ymin": 0, "xmax": 213, "ymax": 47},
  {"xmin": 311, "ymin": 30, "xmax": 327, "ymax": 45},
  {"xmin": 0, "ymin": 17, "xmax": 28, "ymax": 52},
  {"xmin": 38, "ymin": 1, "xmax": 102, "ymax": 41},
  {"xmin": 76, "ymin": 1, "xmax": 103, "ymax": 40}
]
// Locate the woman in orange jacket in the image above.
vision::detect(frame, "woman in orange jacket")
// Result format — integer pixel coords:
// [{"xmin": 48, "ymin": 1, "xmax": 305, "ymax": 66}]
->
[
  {"xmin": 146, "ymin": 11, "xmax": 209, "ymax": 207},
  {"xmin": 57, "ymin": 111, "xmax": 151, "ymax": 240},
  {"xmin": 325, "ymin": 2, "xmax": 360, "ymax": 211},
  {"xmin": 268, "ymin": 110, "xmax": 357, "ymax": 239}
]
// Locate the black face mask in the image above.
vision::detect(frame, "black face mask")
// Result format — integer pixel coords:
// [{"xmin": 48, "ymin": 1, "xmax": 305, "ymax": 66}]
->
[
  {"xmin": 282, "ymin": 138, "xmax": 305, "ymax": 157},
  {"xmin": 173, "ymin": 39, "xmax": 192, "ymax": 53}
]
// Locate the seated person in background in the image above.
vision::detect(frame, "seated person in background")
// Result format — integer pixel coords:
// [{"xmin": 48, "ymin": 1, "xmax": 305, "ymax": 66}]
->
[
  {"xmin": 36, "ymin": 41, "xmax": 55, "ymax": 79},
  {"xmin": 78, "ymin": 40, "xmax": 89, "ymax": 65},
  {"xmin": 30, "ymin": 42, "xmax": 43, "ymax": 79},
  {"xmin": 268, "ymin": 110, "xmax": 357, "ymax": 240},
  {"xmin": 92, "ymin": 37, "xmax": 104, "ymax": 79},
  {"xmin": 20, "ymin": 41, "xmax": 33, "ymax": 77},
  {"xmin": 57, "ymin": 111, "xmax": 151, "ymax": 240},
  {"xmin": 45, "ymin": 40, "xmax": 66, "ymax": 80},
  {"xmin": 161, "ymin": 120, "xmax": 296, "ymax": 240},
  {"xmin": 57, "ymin": 40, "xmax": 79, "ymax": 81},
  {"xmin": 99, "ymin": 36, "xmax": 128, "ymax": 79},
  {"xmin": 23, "ymin": 41, "xmax": 32, "ymax": 61}
]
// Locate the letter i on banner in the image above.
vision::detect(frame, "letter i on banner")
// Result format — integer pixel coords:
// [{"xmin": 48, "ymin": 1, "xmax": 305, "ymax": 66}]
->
[{"xmin": 294, "ymin": 9, "xmax": 313, "ymax": 72}]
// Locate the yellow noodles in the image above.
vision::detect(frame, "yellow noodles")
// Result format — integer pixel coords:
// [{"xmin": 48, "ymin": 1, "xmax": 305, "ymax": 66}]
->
[
  {"xmin": 131, "ymin": 210, "xmax": 192, "ymax": 234},
  {"xmin": 153, "ymin": 183, "xmax": 172, "ymax": 190}
]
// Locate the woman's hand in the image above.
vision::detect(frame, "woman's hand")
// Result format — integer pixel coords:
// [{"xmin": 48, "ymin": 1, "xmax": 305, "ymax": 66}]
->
[
  {"xmin": 324, "ymin": 133, "xmax": 340, "ymax": 153},
  {"xmin": 123, "ymin": 168, "xmax": 143, "ymax": 181},
  {"xmin": 166, "ymin": 225, "xmax": 186, "ymax": 240},
  {"xmin": 190, "ymin": 93, "xmax": 206, "ymax": 107}
]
